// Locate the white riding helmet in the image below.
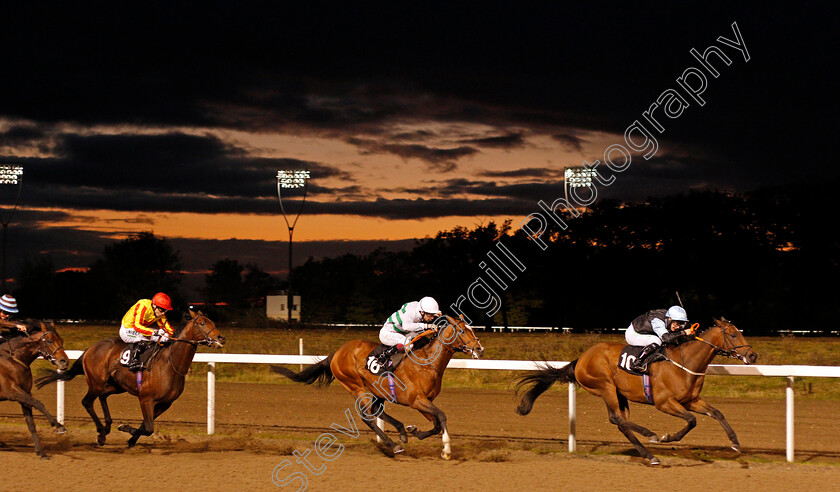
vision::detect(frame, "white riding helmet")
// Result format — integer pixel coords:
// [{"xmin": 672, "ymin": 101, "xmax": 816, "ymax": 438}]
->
[
  {"xmin": 666, "ymin": 305, "xmax": 688, "ymax": 322},
  {"xmin": 419, "ymin": 296, "xmax": 441, "ymax": 315}
]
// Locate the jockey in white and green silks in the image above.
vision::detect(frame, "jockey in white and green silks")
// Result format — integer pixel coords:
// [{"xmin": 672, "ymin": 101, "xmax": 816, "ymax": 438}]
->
[{"xmin": 379, "ymin": 296, "xmax": 441, "ymax": 354}]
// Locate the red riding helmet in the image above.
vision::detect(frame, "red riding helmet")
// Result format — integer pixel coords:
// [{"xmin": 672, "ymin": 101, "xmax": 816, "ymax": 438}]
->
[{"xmin": 152, "ymin": 292, "xmax": 172, "ymax": 311}]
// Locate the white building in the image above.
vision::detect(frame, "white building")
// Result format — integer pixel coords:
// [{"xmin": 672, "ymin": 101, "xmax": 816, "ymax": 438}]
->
[{"xmin": 266, "ymin": 294, "xmax": 301, "ymax": 320}]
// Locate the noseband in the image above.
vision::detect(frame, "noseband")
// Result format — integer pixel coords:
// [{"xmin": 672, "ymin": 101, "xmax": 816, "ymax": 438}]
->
[
  {"xmin": 38, "ymin": 332, "xmax": 65, "ymax": 364},
  {"xmin": 171, "ymin": 314, "xmax": 219, "ymax": 347},
  {"xmin": 695, "ymin": 321, "xmax": 753, "ymax": 362}
]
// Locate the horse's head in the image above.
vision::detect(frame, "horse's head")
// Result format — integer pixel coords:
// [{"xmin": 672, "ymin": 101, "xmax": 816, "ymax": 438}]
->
[
  {"xmin": 438, "ymin": 315, "xmax": 484, "ymax": 359},
  {"xmin": 182, "ymin": 309, "xmax": 226, "ymax": 348},
  {"xmin": 38, "ymin": 321, "xmax": 70, "ymax": 371},
  {"xmin": 707, "ymin": 317, "xmax": 758, "ymax": 365}
]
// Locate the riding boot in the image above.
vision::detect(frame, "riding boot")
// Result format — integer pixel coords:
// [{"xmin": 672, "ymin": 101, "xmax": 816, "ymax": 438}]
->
[
  {"xmin": 630, "ymin": 343, "xmax": 660, "ymax": 373},
  {"xmin": 127, "ymin": 343, "xmax": 148, "ymax": 372},
  {"xmin": 376, "ymin": 345, "xmax": 398, "ymax": 367}
]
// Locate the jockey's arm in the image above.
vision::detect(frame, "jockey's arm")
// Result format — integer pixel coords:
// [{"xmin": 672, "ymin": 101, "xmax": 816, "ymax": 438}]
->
[
  {"xmin": 651, "ymin": 318, "xmax": 668, "ymax": 339},
  {"xmin": 157, "ymin": 317, "xmax": 174, "ymax": 336}
]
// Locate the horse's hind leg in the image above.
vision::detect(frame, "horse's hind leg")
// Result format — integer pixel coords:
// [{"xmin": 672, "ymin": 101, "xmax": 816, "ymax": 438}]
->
[
  {"xmin": 686, "ymin": 398, "xmax": 740, "ymax": 452},
  {"xmin": 603, "ymin": 395, "xmax": 660, "ymax": 464},
  {"xmin": 20, "ymin": 403, "xmax": 46, "ymax": 458},
  {"xmin": 82, "ymin": 389, "xmax": 109, "ymax": 445},
  {"xmin": 372, "ymin": 398, "xmax": 408, "ymax": 444},
  {"xmin": 99, "ymin": 394, "xmax": 115, "ymax": 442},
  {"xmin": 653, "ymin": 397, "xmax": 697, "ymax": 444}
]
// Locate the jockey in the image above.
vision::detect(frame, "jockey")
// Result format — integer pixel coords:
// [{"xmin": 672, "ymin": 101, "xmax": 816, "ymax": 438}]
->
[
  {"xmin": 119, "ymin": 292, "xmax": 175, "ymax": 371},
  {"xmin": 376, "ymin": 296, "xmax": 442, "ymax": 365},
  {"xmin": 625, "ymin": 305, "xmax": 693, "ymax": 372},
  {"xmin": 0, "ymin": 294, "xmax": 28, "ymax": 343}
]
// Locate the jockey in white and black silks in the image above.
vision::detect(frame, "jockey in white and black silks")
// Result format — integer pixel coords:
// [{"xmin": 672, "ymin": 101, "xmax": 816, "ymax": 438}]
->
[
  {"xmin": 377, "ymin": 296, "xmax": 441, "ymax": 363},
  {"xmin": 625, "ymin": 305, "xmax": 693, "ymax": 372}
]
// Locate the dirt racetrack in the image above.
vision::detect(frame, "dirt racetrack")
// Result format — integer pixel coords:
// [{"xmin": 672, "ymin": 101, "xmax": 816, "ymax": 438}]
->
[{"xmin": 2, "ymin": 379, "xmax": 840, "ymax": 491}]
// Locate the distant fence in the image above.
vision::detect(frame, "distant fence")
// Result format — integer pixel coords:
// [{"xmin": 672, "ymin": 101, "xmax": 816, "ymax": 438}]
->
[{"xmin": 53, "ymin": 350, "xmax": 840, "ymax": 462}]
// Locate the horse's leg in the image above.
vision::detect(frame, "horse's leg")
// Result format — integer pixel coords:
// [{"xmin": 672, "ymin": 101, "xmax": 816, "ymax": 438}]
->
[
  {"xmin": 20, "ymin": 403, "xmax": 47, "ymax": 458},
  {"xmin": 358, "ymin": 396, "xmax": 403, "ymax": 454},
  {"xmin": 602, "ymin": 394, "xmax": 660, "ymax": 465},
  {"xmin": 82, "ymin": 388, "xmax": 109, "ymax": 445},
  {"xmin": 99, "ymin": 394, "xmax": 115, "ymax": 443},
  {"xmin": 653, "ymin": 397, "xmax": 697, "ymax": 444},
  {"xmin": 5, "ymin": 388, "xmax": 65, "ymax": 434},
  {"xmin": 686, "ymin": 398, "xmax": 741, "ymax": 452},
  {"xmin": 407, "ymin": 396, "xmax": 451, "ymax": 460},
  {"xmin": 119, "ymin": 397, "xmax": 156, "ymax": 447},
  {"xmin": 372, "ymin": 398, "xmax": 408, "ymax": 444}
]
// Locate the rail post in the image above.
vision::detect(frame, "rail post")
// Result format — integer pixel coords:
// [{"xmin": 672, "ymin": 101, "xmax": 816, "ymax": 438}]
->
[
  {"xmin": 56, "ymin": 380, "xmax": 65, "ymax": 424},
  {"xmin": 568, "ymin": 382, "xmax": 576, "ymax": 452},
  {"xmin": 208, "ymin": 362, "xmax": 216, "ymax": 435},
  {"xmin": 786, "ymin": 376, "xmax": 794, "ymax": 462}
]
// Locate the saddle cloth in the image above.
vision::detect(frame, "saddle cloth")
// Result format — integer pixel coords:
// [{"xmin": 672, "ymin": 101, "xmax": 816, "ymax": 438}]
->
[
  {"xmin": 617, "ymin": 344, "xmax": 665, "ymax": 376},
  {"xmin": 365, "ymin": 345, "xmax": 405, "ymax": 375}
]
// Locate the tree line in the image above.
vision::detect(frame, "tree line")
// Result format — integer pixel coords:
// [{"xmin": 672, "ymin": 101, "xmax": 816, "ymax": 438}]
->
[{"xmin": 12, "ymin": 182, "xmax": 839, "ymax": 335}]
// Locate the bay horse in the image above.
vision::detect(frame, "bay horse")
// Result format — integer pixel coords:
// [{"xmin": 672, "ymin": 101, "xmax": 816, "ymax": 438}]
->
[
  {"xmin": 36, "ymin": 309, "xmax": 224, "ymax": 447},
  {"xmin": 0, "ymin": 322, "xmax": 70, "ymax": 458},
  {"xmin": 515, "ymin": 318, "xmax": 758, "ymax": 465},
  {"xmin": 272, "ymin": 315, "xmax": 484, "ymax": 459}
]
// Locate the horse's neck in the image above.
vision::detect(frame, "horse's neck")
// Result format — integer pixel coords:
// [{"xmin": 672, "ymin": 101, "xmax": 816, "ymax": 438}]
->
[
  {"xmin": 416, "ymin": 336, "xmax": 456, "ymax": 372},
  {"xmin": 6, "ymin": 340, "xmax": 39, "ymax": 365},
  {"xmin": 676, "ymin": 331, "xmax": 720, "ymax": 371},
  {"xmin": 167, "ymin": 327, "xmax": 199, "ymax": 373}
]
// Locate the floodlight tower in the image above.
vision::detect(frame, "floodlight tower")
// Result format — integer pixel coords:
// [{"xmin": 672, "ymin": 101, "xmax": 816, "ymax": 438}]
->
[
  {"xmin": 563, "ymin": 166, "xmax": 595, "ymax": 211},
  {"xmin": 276, "ymin": 170, "xmax": 310, "ymax": 323},
  {"xmin": 0, "ymin": 165, "xmax": 24, "ymax": 292}
]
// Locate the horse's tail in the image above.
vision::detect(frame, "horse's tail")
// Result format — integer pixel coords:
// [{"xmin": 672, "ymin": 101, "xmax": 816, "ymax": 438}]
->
[
  {"xmin": 514, "ymin": 359, "xmax": 578, "ymax": 416},
  {"xmin": 35, "ymin": 350, "xmax": 87, "ymax": 389},
  {"xmin": 270, "ymin": 353, "xmax": 335, "ymax": 387}
]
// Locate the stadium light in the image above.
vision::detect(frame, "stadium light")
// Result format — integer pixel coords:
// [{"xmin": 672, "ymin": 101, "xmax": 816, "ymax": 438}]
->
[
  {"xmin": 564, "ymin": 166, "xmax": 595, "ymax": 211},
  {"xmin": 0, "ymin": 165, "xmax": 24, "ymax": 292},
  {"xmin": 276, "ymin": 170, "xmax": 310, "ymax": 323}
]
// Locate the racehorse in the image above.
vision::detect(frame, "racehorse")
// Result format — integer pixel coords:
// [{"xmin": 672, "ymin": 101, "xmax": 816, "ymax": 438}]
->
[
  {"xmin": 36, "ymin": 309, "xmax": 224, "ymax": 447},
  {"xmin": 0, "ymin": 322, "xmax": 70, "ymax": 458},
  {"xmin": 515, "ymin": 318, "xmax": 757, "ymax": 465},
  {"xmin": 271, "ymin": 315, "xmax": 484, "ymax": 459}
]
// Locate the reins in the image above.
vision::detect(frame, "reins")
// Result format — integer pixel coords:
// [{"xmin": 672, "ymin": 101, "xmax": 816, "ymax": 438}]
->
[
  {"xmin": 667, "ymin": 320, "xmax": 752, "ymax": 375},
  {"xmin": 165, "ymin": 314, "xmax": 217, "ymax": 376}
]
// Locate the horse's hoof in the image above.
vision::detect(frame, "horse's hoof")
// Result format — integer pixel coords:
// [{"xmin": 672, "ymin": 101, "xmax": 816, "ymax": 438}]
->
[
  {"xmin": 399, "ymin": 433, "xmax": 408, "ymax": 444},
  {"xmin": 731, "ymin": 444, "xmax": 741, "ymax": 453},
  {"xmin": 118, "ymin": 424, "xmax": 131, "ymax": 433},
  {"xmin": 648, "ymin": 456, "xmax": 661, "ymax": 466},
  {"xmin": 393, "ymin": 445, "xmax": 404, "ymax": 455},
  {"xmin": 56, "ymin": 426, "xmax": 67, "ymax": 434},
  {"xmin": 39, "ymin": 454, "xmax": 50, "ymax": 460},
  {"xmin": 442, "ymin": 451, "xmax": 451, "ymax": 460},
  {"xmin": 97, "ymin": 435, "xmax": 107, "ymax": 446},
  {"xmin": 406, "ymin": 425, "xmax": 416, "ymax": 433},
  {"xmin": 648, "ymin": 435, "xmax": 660, "ymax": 443}
]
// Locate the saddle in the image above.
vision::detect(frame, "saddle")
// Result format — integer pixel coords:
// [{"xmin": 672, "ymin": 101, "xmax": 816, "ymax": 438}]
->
[
  {"xmin": 618, "ymin": 344, "xmax": 666, "ymax": 375},
  {"xmin": 119, "ymin": 342, "xmax": 160, "ymax": 370},
  {"xmin": 365, "ymin": 331, "xmax": 436, "ymax": 375},
  {"xmin": 365, "ymin": 345, "xmax": 405, "ymax": 375}
]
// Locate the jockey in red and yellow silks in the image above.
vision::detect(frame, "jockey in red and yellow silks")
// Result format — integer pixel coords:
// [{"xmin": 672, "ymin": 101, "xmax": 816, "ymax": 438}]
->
[
  {"xmin": 121, "ymin": 299, "xmax": 173, "ymax": 338},
  {"xmin": 118, "ymin": 292, "xmax": 174, "ymax": 371}
]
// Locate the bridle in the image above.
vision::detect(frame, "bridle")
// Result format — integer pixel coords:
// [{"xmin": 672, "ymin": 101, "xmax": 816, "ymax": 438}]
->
[
  {"xmin": 166, "ymin": 313, "xmax": 220, "ymax": 376},
  {"xmin": 445, "ymin": 317, "xmax": 483, "ymax": 356},
  {"xmin": 166, "ymin": 313, "xmax": 220, "ymax": 347},
  {"xmin": 38, "ymin": 331, "xmax": 66, "ymax": 365},
  {"xmin": 692, "ymin": 320, "xmax": 753, "ymax": 363}
]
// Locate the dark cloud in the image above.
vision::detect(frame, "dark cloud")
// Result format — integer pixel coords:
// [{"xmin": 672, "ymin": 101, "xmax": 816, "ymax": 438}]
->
[
  {"xmin": 551, "ymin": 133, "xmax": 586, "ymax": 152},
  {"xmin": 459, "ymin": 132, "xmax": 526, "ymax": 149},
  {"xmin": 346, "ymin": 137, "xmax": 478, "ymax": 171}
]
